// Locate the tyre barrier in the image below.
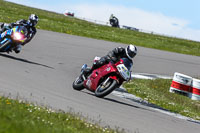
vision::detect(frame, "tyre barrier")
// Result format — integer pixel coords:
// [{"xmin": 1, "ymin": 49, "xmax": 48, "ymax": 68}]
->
[{"xmin": 170, "ymin": 72, "xmax": 200, "ymax": 100}]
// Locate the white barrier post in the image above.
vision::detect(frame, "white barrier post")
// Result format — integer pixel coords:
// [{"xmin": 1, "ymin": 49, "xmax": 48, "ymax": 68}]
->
[
  {"xmin": 189, "ymin": 78, "xmax": 200, "ymax": 100},
  {"xmin": 170, "ymin": 72, "xmax": 193, "ymax": 96}
]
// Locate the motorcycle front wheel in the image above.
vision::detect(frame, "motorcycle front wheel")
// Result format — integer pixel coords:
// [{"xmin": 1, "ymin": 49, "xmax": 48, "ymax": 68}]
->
[
  {"xmin": 72, "ymin": 76, "xmax": 85, "ymax": 91},
  {"xmin": 95, "ymin": 78, "xmax": 118, "ymax": 98}
]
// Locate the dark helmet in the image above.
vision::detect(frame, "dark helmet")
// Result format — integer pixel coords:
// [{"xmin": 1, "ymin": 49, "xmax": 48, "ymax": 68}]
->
[
  {"xmin": 28, "ymin": 14, "xmax": 39, "ymax": 26},
  {"xmin": 125, "ymin": 44, "xmax": 137, "ymax": 60}
]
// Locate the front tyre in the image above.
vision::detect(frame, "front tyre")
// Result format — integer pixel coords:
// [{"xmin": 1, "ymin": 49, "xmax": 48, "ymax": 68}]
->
[
  {"xmin": 95, "ymin": 79, "xmax": 118, "ymax": 98},
  {"xmin": 72, "ymin": 76, "xmax": 85, "ymax": 91}
]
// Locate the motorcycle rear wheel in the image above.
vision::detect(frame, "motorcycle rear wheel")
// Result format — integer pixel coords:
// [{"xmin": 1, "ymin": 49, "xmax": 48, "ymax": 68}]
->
[
  {"xmin": 72, "ymin": 76, "xmax": 85, "ymax": 91},
  {"xmin": 95, "ymin": 79, "xmax": 117, "ymax": 98}
]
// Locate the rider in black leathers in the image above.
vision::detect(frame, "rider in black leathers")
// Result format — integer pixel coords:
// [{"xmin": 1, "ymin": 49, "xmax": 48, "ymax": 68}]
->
[
  {"xmin": 84, "ymin": 44, "xmax": 137, "ymax": 75},
  {"xmin": 0, "ymin": 14, "xmax": 38, "ymax": 53},
  {"xmin": 109, "ymin": 14, "xmax": 119, "ymax": 28}
]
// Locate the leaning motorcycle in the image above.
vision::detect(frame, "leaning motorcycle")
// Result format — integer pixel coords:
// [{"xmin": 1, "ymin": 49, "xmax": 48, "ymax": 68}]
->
[
  {"xmin": 73, "ymin": 57, "xmax": 132, "ymax": 98},
  {"xmin": 0, "ymin": 26, "xmax": 28, "ymax": 53},
  {"xmin": 110, "ymin": 18, "xmax": 119, "ymax": 28}
]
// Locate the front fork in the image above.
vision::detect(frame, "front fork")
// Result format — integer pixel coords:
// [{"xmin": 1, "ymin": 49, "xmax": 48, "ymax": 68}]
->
[
  {"xmin": 102, "ymin": 77, "xmax": 110, "ymax": 87},
  {"xmin": 80, "ymin": 64, "xmax": 88, "ymax": 80}
]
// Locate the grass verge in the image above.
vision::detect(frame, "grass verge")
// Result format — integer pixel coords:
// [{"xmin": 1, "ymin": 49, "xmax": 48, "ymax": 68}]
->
[
  {"xmin": 123, "ymin": 79, "xmax": 200, "ymax": 120},
  {"xmin": 0, "ymin": 0, "xmax": 200, "ymax": 56},
  {"xmin": 0, "ymin": 96, "xmax": 121, "ymax": 133}
]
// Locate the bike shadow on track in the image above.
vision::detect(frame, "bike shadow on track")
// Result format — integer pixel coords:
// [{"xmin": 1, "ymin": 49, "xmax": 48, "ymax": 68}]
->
[
  {"xmin": 114, "ymin": 88, "xmax": 200, "ymax": 125},
  {"xmin": 81, "ymin": 90, "xmax": 155, "ymax": 113},
  {"xmin": 114, "ymin": 87, "xmax": 169, "ymax": 111},
  {"xmin": 81, "ymin": 89, "xmax": 200, "ymax": 125},
  {"xmin": 0, "ymin": 53, "xmax": 54, "ymax": 69}
]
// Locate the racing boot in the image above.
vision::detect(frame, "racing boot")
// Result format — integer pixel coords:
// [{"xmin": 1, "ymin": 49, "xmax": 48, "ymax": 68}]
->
[{"xmin": 14, "ymin": 44, "xmax": 22, "ymax": 54}]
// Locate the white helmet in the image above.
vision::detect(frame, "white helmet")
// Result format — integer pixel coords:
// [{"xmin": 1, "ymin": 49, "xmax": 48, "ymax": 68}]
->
[
  {"xmin": 28, "ymin": 14, "xmax": 39, "ymax": 26},
  {"xmin": 125, "ymin": 44, "xmax": 137, "ymax": 60}
]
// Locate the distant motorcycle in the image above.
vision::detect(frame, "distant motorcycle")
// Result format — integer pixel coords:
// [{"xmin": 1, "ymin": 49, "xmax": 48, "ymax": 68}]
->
[
  {"xmin": 110, "ymin": 17, "xmax": 119, "ymax": 28},
  {"xmin": 73, "ymin": 57, "xmax": 132, "ymax": 98},
  {"xmin": 0, "ymin": 26, "xmax": 28, "ymax": 53}
]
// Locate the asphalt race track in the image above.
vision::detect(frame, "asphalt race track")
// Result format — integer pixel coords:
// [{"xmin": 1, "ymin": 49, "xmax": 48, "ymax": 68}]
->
[{"xmin": 0, "ymin": 29, "xmax": 200, "ymax": 133}]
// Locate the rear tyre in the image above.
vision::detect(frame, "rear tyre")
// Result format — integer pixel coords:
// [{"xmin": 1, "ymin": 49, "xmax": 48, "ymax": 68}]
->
[
  {"xmin": 95, "ymin": 79, "xmax": 118, "ymax": 98},
  {"xmin": 72, "ymin": 76, "xmax": 85, "ymax": 91}
]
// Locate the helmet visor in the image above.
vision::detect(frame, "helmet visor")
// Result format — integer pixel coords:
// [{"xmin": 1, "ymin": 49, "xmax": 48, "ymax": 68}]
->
[{"xmin": 127, "ymin": 48, "xmax": 136, "ymax": 58}]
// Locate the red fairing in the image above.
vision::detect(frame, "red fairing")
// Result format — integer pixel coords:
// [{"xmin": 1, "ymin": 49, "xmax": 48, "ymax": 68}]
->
[{"xmin": 83, "ymin": 59, "xmax": 125, "ymax": 91}]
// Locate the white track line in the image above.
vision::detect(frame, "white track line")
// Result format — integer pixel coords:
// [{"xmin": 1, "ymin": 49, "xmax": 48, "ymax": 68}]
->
[{"xmin": 132, "ymin": 73, "xmax": 173, "ymax": 79}]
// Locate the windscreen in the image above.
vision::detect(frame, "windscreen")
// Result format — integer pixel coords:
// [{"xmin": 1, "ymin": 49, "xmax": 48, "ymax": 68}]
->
[
  {"xmin": 15, "ymin": 26, "xmax": 28, "ymax": 36},
  {"xmin": 121, "ymin": 58, "xmax": 133, "ymax": 71}
]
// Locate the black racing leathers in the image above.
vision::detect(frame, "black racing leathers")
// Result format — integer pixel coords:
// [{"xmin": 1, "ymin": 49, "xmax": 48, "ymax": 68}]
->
[
  {"xmin": 109, "ymin": 16, "xmax": 119, "ymax": 27},
  {"xmin": 92, "ymin": 47, "xmax": 133, "ymax": 69}
]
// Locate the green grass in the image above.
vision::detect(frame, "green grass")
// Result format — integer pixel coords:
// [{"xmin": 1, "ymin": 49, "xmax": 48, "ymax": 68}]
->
[
  {"xmin": 124, "ymin": 79, "xmax": 200, "ymax": 120},
  {"xmin": 0, "ymin": 0, "xmax": 200, "ymax": 56},
  {"xmin": 0, "ymin": 96, "xmax": 122, "ymax": 133}
]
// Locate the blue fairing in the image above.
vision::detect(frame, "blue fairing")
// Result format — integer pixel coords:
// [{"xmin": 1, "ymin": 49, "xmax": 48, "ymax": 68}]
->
[
  {"xmin": 6, "ymin": 29, "xmax": 12, "ymax": 35},
  {"xmin": 0, "ymin": 29, "xmax": 13, "ymax": 52},
  {"xmin": 0, "ymin": 26, "xmax": 26, "ymax": 52},
  {"xmin": 0, "ymin": 38, "xmax": 11, "ymax": 52},
  {"xmin": 0, "ymin": 38, "xmax": 8, "ymax": 44}
]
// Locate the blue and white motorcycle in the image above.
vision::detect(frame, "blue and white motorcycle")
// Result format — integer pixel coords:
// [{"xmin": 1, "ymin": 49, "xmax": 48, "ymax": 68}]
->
[{"xmin": 0, "ymin": 25, "xmax": 28, "ymax": 53}]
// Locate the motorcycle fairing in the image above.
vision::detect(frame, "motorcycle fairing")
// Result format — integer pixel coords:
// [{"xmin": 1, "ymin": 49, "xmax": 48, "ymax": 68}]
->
[
  {"xmin": 0, "ymin": 26, "xmax": 27, "ymax": 52},
  {"xmin": 0, "ymin": 29, "xmax": 13, "ymax": 51},
  {"xmin": 84, "ymin": 62, "xmax": 118, "ymax": 91}
]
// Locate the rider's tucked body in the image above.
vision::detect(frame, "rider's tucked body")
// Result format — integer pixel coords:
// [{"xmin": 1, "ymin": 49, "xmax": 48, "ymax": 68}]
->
[
  {"xmin": 0, "ymin": 14, "xmax": 38, "ymax": 53},
  {"xmin": 84, "ymin": 44, "xmax": 137, "ymax": 76}
]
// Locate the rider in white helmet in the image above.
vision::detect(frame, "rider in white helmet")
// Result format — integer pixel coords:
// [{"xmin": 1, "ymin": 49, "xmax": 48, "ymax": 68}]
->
[
  {"xmin": 0, "ymin": 14, "xmax": 38, "ymax": 53},
  {"xmin": 84, "ymin": 44, "xmax": 137, "ymax": 75},
  {"xmin": 125, "ymin": 44, "xmax": 137, "ymax": 60}
]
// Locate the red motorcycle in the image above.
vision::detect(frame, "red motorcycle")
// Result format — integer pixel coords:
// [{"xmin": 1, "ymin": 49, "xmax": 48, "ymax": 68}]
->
[{"xmin": 72, "ymin": 57, "xmax": 133, "ymax": 98}]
